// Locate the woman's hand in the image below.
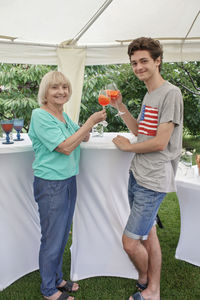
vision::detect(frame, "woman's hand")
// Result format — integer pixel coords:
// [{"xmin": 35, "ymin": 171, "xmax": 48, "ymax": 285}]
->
[
  {"xmin": 82, "ymin": 132, "xmax": 90, "ymax": 142},
  {"xmin": 88, "ymin": 109, "xmax": 107, "ymax": 127}
]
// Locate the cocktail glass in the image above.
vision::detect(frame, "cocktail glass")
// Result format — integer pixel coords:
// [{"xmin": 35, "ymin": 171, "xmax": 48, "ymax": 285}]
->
[
  {"xmin": 105, "ymin": 83, "xmax": 125, "ymax": 117},
  {"xmin": 13, "ymin": 118, "xmax": 24, "ymax": 141},
  {"xmin": 96, "ymin": 90, "xmax": 110, "ymax": 136},
  {"xmin": 98, "ymin": 89, "xmax": 110, "ymax": 109},
  {"xmin": 180, "ymin": 150, "xmax": 193, "ymax": 176},
  {"xmin": 1, "ymin": 120, "xmax": 14, "ymax": 144}
]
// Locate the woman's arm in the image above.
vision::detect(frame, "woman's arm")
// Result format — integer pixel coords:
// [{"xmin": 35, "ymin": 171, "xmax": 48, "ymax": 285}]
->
[{"xmin": 56, "ymin": 110, "xmax": 106, "ymax": 155}]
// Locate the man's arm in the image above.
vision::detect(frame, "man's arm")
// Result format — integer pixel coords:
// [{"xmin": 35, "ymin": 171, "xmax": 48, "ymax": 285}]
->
[
  {"xmin": 109, "ymin": 94, "xmax": 138, "ymax": 136},
  {"xmin": 113, "ymin": 122, "xmax": 175, "ymax": 153},
  {"xmin": 117, "ymin": 103, "xmax": 139, "ymax": 136}
]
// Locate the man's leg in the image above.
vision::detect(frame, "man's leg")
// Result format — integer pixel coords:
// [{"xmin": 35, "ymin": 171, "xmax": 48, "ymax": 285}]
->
[
  {"xmin": 142, "ymin": 225, "xmax": 161, "ymax": 300},
  {"xmin": 123, "ymin": 225, "xmax": 161, "ymax": 300},
  {"xmin": 122, "ymin": 234, "xmax": 148, "ymax": 287}
]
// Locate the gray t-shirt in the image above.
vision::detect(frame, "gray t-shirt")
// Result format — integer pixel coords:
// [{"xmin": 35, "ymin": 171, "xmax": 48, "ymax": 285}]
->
[{"xmin": 130, "ymin": 81, "xmax": 183, "ymax": 193}]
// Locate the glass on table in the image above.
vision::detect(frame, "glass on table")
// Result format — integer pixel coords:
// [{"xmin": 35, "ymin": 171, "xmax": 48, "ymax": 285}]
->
[
  {"xmin": 180, "ymin": 150, "xmax": 193, "ymax": 176},
  {"xmin": 92, "ymin": 122, "xmax": 104, "ymax": 137},
  {"xmin": 105, "ymin": 83, "xmax": 125, "ymax": 117},
  {"xmin": 13, "ymin": 118, "xmax": 24, "ymax": 141},
  {"xmin": 0, "ymin": 119, "xmax": 14, "ymax": 144},
  {"xmin": 181, "ymin": 150, "xmax": 193, "ymax": 168}
]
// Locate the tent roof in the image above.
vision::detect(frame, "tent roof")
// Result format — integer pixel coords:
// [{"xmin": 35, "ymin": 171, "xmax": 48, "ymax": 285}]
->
[{"xmin": 0, "ymin": 0, "xmax": 200, "ymax": 65}]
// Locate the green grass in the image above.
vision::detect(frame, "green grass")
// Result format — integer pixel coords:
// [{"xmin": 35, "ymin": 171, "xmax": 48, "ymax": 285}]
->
[{"xmin": 0, "ymin": 193, "xmax": 200, "ymax": 300}]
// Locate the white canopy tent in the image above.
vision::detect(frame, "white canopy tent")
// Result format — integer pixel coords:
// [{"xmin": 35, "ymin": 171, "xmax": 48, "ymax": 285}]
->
[{"xmin": 0, "ymin": 0, "xmax": 199, "ymax": 120}]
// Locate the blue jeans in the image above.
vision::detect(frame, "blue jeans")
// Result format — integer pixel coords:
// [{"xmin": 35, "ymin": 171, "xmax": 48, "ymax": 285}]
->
[
  {"xmin": 124, "ymin": 171, "xmax": 166, "ymax": 240},
  {"xmin": 33, "ymin": 176, "xmax": 77, "ymax": 297}
]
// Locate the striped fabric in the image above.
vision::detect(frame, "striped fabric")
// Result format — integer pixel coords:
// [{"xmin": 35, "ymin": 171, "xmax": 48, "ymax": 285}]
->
[{"xmin": 138, "ymin": 105, "xmax": 158, "ymax": 136}]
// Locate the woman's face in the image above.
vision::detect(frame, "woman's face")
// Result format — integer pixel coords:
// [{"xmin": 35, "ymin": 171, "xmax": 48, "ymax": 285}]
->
[{"xmin": 45, "ymin": 82, "xmax": 70, "ymax": 106}]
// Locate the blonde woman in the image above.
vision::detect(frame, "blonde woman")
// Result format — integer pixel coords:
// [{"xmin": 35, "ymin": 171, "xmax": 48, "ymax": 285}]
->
[{"xmin": 29, "ymin": 71, "xmax": 106, "ymax": 300}]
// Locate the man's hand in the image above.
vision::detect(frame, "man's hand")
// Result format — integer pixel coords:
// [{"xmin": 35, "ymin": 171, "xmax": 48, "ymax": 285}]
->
[
  {"xmin": 109, "ymin": 92, "xmax": 122, "ymax": 109},
  {"xmin": 112, "ymin": 135, "xmax": 131, "ymax": 151}
]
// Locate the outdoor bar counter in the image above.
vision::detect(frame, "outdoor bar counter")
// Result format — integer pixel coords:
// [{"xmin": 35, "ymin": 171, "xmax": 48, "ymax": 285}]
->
[
  {"xmin": 175, "ymin": 164, "xmax": 200, "ymax": 266},
  {"xmin": 70, "ymin": 132, "xmax": 138, "ymax": 280},
  {"xmin": 0, "ymin": 134, "xmax": 40, "ymax": 291}
]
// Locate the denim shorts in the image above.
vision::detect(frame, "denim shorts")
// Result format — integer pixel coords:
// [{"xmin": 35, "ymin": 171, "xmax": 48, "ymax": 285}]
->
[{"xmin": 124, "ymin": 171, "xmax": 166, "ymax": 240}]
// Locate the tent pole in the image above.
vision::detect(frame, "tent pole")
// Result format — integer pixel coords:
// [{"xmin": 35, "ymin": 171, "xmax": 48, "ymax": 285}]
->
[
  {"xmin": 60, "ymin": 0, "xmax": 114, "ymax": 46},
  {"xmin": 180, "ymin": 10, "xmax": 200, "ymax": 61}
]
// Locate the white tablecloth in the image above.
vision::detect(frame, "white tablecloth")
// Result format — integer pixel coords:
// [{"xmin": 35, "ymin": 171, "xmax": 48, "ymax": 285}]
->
[
  {"xmin": 0, "ymin": 134, "xmax": 40, "ymax": 290},
  {"xmin": 70, "ymin": 132, "xmax": 138, "ymax": 281},
  {"xmin": 175, "ymin": 164, "xmax": 200, "ymax": 266}
]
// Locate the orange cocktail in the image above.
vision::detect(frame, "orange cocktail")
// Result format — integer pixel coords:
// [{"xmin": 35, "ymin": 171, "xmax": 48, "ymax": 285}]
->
[
  {"xmin": 106, "ymin": 90, "xmax": 119, "ymax": 100},
  {"xmin": 98, "ymin": 94, "xmax": 110, "ymax": 107}
]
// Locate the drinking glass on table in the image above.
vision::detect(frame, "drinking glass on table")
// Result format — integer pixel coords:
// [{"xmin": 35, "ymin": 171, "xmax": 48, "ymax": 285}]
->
[
  {"xmin": 1, "ymin": 119, "xmax": 14, "ymax": 144},
  {"xmin": 180, "ymin": 150, "xmax": 193, "ymax": 176},
  {"xmin": 105, "ymin": 83, "xmax": 125, "ymax": 117},
  {"xmin": 13, "ymin": 118, "xmax": 24, "ymax": 141}
]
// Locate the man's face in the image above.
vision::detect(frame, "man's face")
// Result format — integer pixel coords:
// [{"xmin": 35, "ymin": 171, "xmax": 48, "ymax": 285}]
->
[{"xmin": 130, "ymin": 50, "xmax": 160, "ymax": 83}]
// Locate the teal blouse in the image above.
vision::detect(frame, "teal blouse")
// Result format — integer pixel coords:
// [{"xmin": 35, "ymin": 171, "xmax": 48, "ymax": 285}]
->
[{"xmin": 28, "ymin": 108, "xmax": 80, "ymax": 180}]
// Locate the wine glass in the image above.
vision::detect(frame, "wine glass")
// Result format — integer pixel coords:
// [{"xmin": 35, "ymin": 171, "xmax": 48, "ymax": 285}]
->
[
  {"xmin": 96, "ymin": 90, "xmax": 109, "ymax": 136},
  {"xmin": 13, "ymin": 118, "xmax": 24, "ymax": 141},
  {"xmin": 180, "ymin": 150, "xmax": 193, "ymax": 176},
  {"xmin": 1, "ymin": 120, "xmax": 14, "ymax": 144},
  {"xmin": 105, "ymin": 83, "xmax": 125, "ymax": 117},
  {"xmin": 98, "ymin": 89, "xmax": 110, "ymax": 109}
]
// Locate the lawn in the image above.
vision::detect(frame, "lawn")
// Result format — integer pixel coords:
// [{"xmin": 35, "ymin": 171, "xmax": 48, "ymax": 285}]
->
[{"xmin": 0, "ymin": 135, "xmax": 199, "ymax": 300}]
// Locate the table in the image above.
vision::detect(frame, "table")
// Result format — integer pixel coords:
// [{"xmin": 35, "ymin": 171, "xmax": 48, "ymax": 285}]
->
[
  {"xmin": 0, "ymin": 134, "xmax": 40, "ymax": 291},
  {"xmin": 175, "ymin": 164, "xmax": 200, "ymax": 266},
  {"xmin": 70, "ymin": 132, "xmax": 138, "ymax": 281}
]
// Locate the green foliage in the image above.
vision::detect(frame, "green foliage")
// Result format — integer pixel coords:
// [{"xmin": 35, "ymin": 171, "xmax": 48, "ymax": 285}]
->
[
  {"xmin": 80, "ymin": 64, "xmax": 146, "ymax": 132},
  {"xmin": 81, "ymin": 61, "xmax": 200, "ymax": 135},
  {"xmin": 0, "ymin": 61, "xmax": 199, "ymax": 134},
  {"xmin": 161, "ymin": 61, "xmax": 200, "ymax": 136},
  {"xmin": 0, "ymin": 63, "xmax": 56, "ymax": 131}
]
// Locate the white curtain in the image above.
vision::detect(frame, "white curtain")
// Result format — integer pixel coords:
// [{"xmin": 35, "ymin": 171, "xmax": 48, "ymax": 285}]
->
[{"xmin": 57, "ymin": 48, "xmax": 86, "ymax": 123}]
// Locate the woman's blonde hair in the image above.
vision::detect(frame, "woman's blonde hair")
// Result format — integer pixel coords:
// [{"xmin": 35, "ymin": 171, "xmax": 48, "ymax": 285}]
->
[{"xmin": 38, "ymin": 71, "xmax": 72, "ymax": 106}]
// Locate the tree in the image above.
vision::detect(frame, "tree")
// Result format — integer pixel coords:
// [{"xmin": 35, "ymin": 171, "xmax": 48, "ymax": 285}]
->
[
  {"xmin": 81, "ymin": 61, "xmax": 200, "ymax": 135},
  {"xmin": 0, "ymin": 61, "xmax": 199, "ymax": 135},
  {"xmin": 80, "ymin": 64, "xmax": 146, "ymax": 132},
  {"xmin": 161, "ymin": 61, "xmax": 200, "ymax": 136},
  {"xmin": 0, "ymin": 63, "xmax": 56, "ymax": 131}
]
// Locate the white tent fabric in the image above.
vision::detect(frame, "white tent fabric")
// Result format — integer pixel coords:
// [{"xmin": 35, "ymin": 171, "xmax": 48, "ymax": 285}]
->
[
  {"xmin": 57, "ymin": 48, "xmax": 86, "ymax": 122},
  {"xmin": 0, "ymin": 0, "xmax": 199, "ymax": 120},
  {"xmin": 0, "ymin": 0, "xmax": 199, "ymax": 65}
]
